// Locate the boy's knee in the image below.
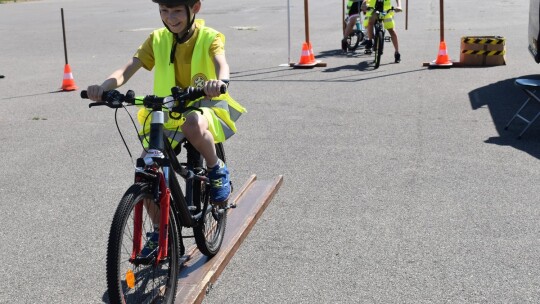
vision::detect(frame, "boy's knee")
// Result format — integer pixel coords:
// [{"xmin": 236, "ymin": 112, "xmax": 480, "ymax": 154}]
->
[
  {"xmin": 181, "ymin": 113, "xmax": 208, "ymax": 136},
  {"xmin": 182, "ymin": 115, "xmax": 200, "ymax": 133}
]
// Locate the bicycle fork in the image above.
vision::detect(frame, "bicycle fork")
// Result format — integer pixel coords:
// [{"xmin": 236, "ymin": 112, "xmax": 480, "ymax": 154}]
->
[
  {"xmin": 131, "ymin": 110, "xmax": 172, "ymax": 265},
  {"xmin": 130, "ymin": 171, "xmax": 171, "ymax": 264},
  {"xmin": 157, "ymin": 172, "xmax": 170, "ymax": 263}
]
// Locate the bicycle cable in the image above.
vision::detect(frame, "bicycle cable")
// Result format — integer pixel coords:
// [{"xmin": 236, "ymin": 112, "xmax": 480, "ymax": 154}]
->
[
  {"xmin": 113, "ymin": 104, "xmax": 145, "ymax": 168},
  {"xmin": 112, "ymin": 96, "xmax": 187, "ymax": 168}
]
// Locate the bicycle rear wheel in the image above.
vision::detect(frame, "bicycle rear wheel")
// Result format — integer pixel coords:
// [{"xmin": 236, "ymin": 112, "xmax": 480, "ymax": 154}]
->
[
  {"xmin": 192, "ymin": 143, "xmax": 227, "ymax": 257},
  {"xmin": 106, "ymin": 182, "xmax": 180, "ymax": 304},
  {"xmin": 374, "ymin": 28, "xmax": 384, "ymax": 69},
  {"xmin": 346, "ymin": 30, "xmax": 363, "ymax": 51}
]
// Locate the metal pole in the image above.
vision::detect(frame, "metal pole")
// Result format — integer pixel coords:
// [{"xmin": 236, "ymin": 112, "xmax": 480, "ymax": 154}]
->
[
  {"xmin": 440, "ymin": 0, "xmax": 444, "ymax": 41},
  {"xmin": 287, "ymin": 0, "xmax": 291, "ymax": 63},
  {"xmin": 61, "ymin": 8, "xmax": 68, "ymax": 65},
  {"xmin": 304, "ymin": 0, "xmax": 309, "ymax": 43}
]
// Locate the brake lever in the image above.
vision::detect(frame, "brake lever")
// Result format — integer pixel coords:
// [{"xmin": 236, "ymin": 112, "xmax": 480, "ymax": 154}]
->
[{"xmin": 89, "ymin": 102, "xmax": 107, "ymax": 108}]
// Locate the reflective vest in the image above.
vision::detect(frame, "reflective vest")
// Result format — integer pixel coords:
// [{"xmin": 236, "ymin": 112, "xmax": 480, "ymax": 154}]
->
[
  {"xmin": 139, "ymin": 19, "xmax": 246, "ymax": 133},
  {"xmin": 366, "ymin": 0, "xmax": 392, "ymax": 10}
]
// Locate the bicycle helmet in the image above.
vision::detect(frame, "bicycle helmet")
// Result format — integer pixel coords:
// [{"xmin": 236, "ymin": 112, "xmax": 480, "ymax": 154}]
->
[{"xmin": 152, "ymin": 0, "xmax": 199, "ymax": 6}]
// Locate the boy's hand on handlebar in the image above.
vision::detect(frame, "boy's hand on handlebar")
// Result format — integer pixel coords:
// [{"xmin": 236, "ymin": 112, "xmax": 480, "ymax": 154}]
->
[
  {"xmin": 394, "ymin": 6, "xmax": 402, "ymax": 12},
  {"xmin": 86, "ymin": 85, "xmax": 105, "ymax": 101},
  {"xmin": 204, "ymin": 80, "xmax": 226, "ymax": 98}
]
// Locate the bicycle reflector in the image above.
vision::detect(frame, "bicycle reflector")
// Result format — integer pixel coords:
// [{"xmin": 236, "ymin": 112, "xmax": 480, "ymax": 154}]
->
[{"xmin": 125, "ymin": 269, "xmax": 135, "ymax": 289}]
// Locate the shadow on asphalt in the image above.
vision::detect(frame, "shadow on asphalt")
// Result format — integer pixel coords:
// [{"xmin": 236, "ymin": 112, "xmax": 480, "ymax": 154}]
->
[
  {"xmin": 469, "ymin": 74, "xmax": 540, "ymax": 159},
  {"xmin": 317, "ymin": 48, "xmax": 389, "ymax": 72},
  {"xmin": 231, "ymin": 48, "xmax": 426, "ymax": 83},
  {"xmin": 0, "ymin": 90, "xmax": 71, "ymax": 100}
]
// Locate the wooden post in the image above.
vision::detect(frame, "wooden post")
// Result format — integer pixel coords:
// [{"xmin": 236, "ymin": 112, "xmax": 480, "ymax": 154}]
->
[
  {"xmin": 304, "ymin": 0, "xmax": 310, "ymax": 43},
  {"xmin": 405, "ymin": 0, "xmax": 408, "ymax": 30},
  {"xmin": 342, "ymin": 0, "xmax": 346, "ymax": 32}
]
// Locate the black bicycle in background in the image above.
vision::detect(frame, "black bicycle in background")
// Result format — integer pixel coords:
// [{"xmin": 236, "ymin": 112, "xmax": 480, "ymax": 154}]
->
[
  {"xmin": 81, "ymin": 85, "xmax": 233, "ymax": 304},
  {"xmin": 365, "ymin": 6, "xmax": 395, "ymax": 69}
]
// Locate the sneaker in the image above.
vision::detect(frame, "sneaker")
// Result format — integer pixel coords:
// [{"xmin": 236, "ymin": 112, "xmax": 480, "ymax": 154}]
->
[
  {"xmin": 394, "ymin": 52, "xmax": 401, "ymax": 63},
  {"xmin": 207, "ymin": 160, "xmax": 231, "ymax": 203},
  {"xmin": 341, "ymin": 39, "xmax": 348, "ymax": 52},
  {"xmin": 364, "ymin": 40, "xmax": 373, "ymax": 54},
  {"xmin": 139, "ymin": 231, "xmax": 159, "ymax": 258}
]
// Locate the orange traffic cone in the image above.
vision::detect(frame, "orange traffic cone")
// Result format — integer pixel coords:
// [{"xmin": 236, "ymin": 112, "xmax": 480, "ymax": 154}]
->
[
  {"xmin": 308, "ymin": 42, "xmax": 316, "ymax": 62},
  {"xmin": 61, "ymin": 63, "xmax": 78, "ymax": 91},
  {"xmin": 294, "ymin": 42, "xmax": 317, "ymax": 68},
  {"xmin": 430, "ymin": 41, "xmax": 453, "ymax": 67}
]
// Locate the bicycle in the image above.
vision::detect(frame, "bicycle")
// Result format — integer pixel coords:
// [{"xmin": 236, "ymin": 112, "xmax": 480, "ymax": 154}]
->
[
  {"xmin": 364, "ymin": 5, "xmax": 395, "ymax": 69},
  {"xmin": 81, "ymin": 85, "xmax": 233, "ymax": 304},
  {"xmin": 345, "ymin": 15, "xmax": 366, "ymax": 52}
]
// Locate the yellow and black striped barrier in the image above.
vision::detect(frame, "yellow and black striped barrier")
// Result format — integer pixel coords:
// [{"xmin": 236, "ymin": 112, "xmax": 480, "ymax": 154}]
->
[
  {"xmin": 461, "ymin": 49, "xmax": 506, "ymax": 56},
  {"xmin": 461, "ymin": 37, "xmax": 506, "ymax": 45},
  {"xmin": 460, "ymin": 36, "xmax": 506, "ymax": 66}
]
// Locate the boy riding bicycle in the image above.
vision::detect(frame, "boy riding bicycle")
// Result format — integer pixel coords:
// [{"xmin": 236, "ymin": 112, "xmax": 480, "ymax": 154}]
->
[
  {"xmin": 85, "ymin": 0, "xmax": 246, "ymax": 256},
  {"xmin": 86, "ymin": 0, "xmax": 245, "ymax": 203},
  {"xmin": 363, "ymin": 0, "xmax": 402, "ymax": 63}
]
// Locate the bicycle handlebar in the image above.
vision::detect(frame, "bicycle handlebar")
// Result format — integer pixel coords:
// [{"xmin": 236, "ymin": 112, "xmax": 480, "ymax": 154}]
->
[
  {"xmin": 368, "ymin": 6, "xmax": 397, "ymax": 14},
  {"xmin": 80, "ymin": 85, "xmax": 227, "ymax": 112}
]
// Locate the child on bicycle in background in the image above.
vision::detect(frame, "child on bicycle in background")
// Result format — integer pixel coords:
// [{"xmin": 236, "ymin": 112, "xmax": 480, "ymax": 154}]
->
[
  {"xmin": 342, "ymin": 0, "xmax": 364, "ymax": 52},
  {"xmin": 86, "ymin": 0, "xmax": 245, "ymax": 205},
  {"xmin": 363, "ymin": 0, "xmax": 402, "ymax": 63}
]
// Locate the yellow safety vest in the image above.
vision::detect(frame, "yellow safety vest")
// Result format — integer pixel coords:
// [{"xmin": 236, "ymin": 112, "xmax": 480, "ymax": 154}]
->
[
  {"xmin": 366, "ymin": 0, "xmax": 392, "ymax": 10},
  {"xmin": 139, "ymin": 19, "xmax": 246, "ymax": 134}
]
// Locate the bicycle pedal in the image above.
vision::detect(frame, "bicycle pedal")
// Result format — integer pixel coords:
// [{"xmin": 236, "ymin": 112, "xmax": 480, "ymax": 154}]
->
[{"xmin": 384, "ymin": 37, "xmax": 391, "ymax": 42}]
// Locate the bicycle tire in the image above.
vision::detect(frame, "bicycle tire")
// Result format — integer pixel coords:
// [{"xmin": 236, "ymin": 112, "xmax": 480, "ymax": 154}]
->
[
  {"xmin": 106, "ymin": 182, "xmax": 180, "ymax": 304},
  {"xmin": 192, "ymin": 143, "xmax": 227, "ymax": 257},
  {"xmin": 374, "ymin": 28, "xmax": 384, "ymax": 69},
  {"xmin": 346, "ymin": 30, "xmax": 363, "ymax": 51}
]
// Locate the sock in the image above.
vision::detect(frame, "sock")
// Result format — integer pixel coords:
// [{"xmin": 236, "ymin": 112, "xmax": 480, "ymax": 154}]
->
[{"xmin": 207, "ymin": 159, "xmax": 221, "ymax": 169}]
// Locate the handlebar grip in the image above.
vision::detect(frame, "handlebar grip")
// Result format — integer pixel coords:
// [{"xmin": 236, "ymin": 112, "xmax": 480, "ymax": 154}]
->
[
  {"xmin": 81, "ymin": 90, "xmax": 120, "ymax": 102},
  {"xmin": 185, "ymin": 84, "xmax": 227, "ymax": 100}
]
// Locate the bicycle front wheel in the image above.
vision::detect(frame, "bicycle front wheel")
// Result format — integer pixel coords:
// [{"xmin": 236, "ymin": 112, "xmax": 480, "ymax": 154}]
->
[
  {"xmin": 106, "ymin": 182, "xmax": 180, "ymax": 304},
  {"xmin": 192, "ymin": 143, "xmax": 227, "ymax": 257},
  {"xmin": 374, "ymin": 29, "xmax": 384, "ymax": 69}
]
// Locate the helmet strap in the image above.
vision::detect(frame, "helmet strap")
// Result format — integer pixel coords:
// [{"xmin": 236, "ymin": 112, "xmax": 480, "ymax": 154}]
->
[{"xmin": 162, "ymin": 4, "xmax": 196, "ymax": 64}]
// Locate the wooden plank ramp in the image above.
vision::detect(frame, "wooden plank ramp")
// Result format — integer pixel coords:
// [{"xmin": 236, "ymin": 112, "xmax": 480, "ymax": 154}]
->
[{"xmin": 175, "ymin": 174, "xmax": 283, "ymax": 304}]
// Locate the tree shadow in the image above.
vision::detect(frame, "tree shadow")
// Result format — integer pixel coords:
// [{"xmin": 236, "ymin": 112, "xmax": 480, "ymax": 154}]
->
[{"xmin": 469, "ymin": 74, "xmax": 540, "ymax": 159}]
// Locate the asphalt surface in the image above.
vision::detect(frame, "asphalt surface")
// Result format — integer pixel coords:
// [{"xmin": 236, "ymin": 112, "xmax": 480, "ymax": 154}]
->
[{"xmin": 1, "ymin": 0, "xmax": 540, "ymax": 303}]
